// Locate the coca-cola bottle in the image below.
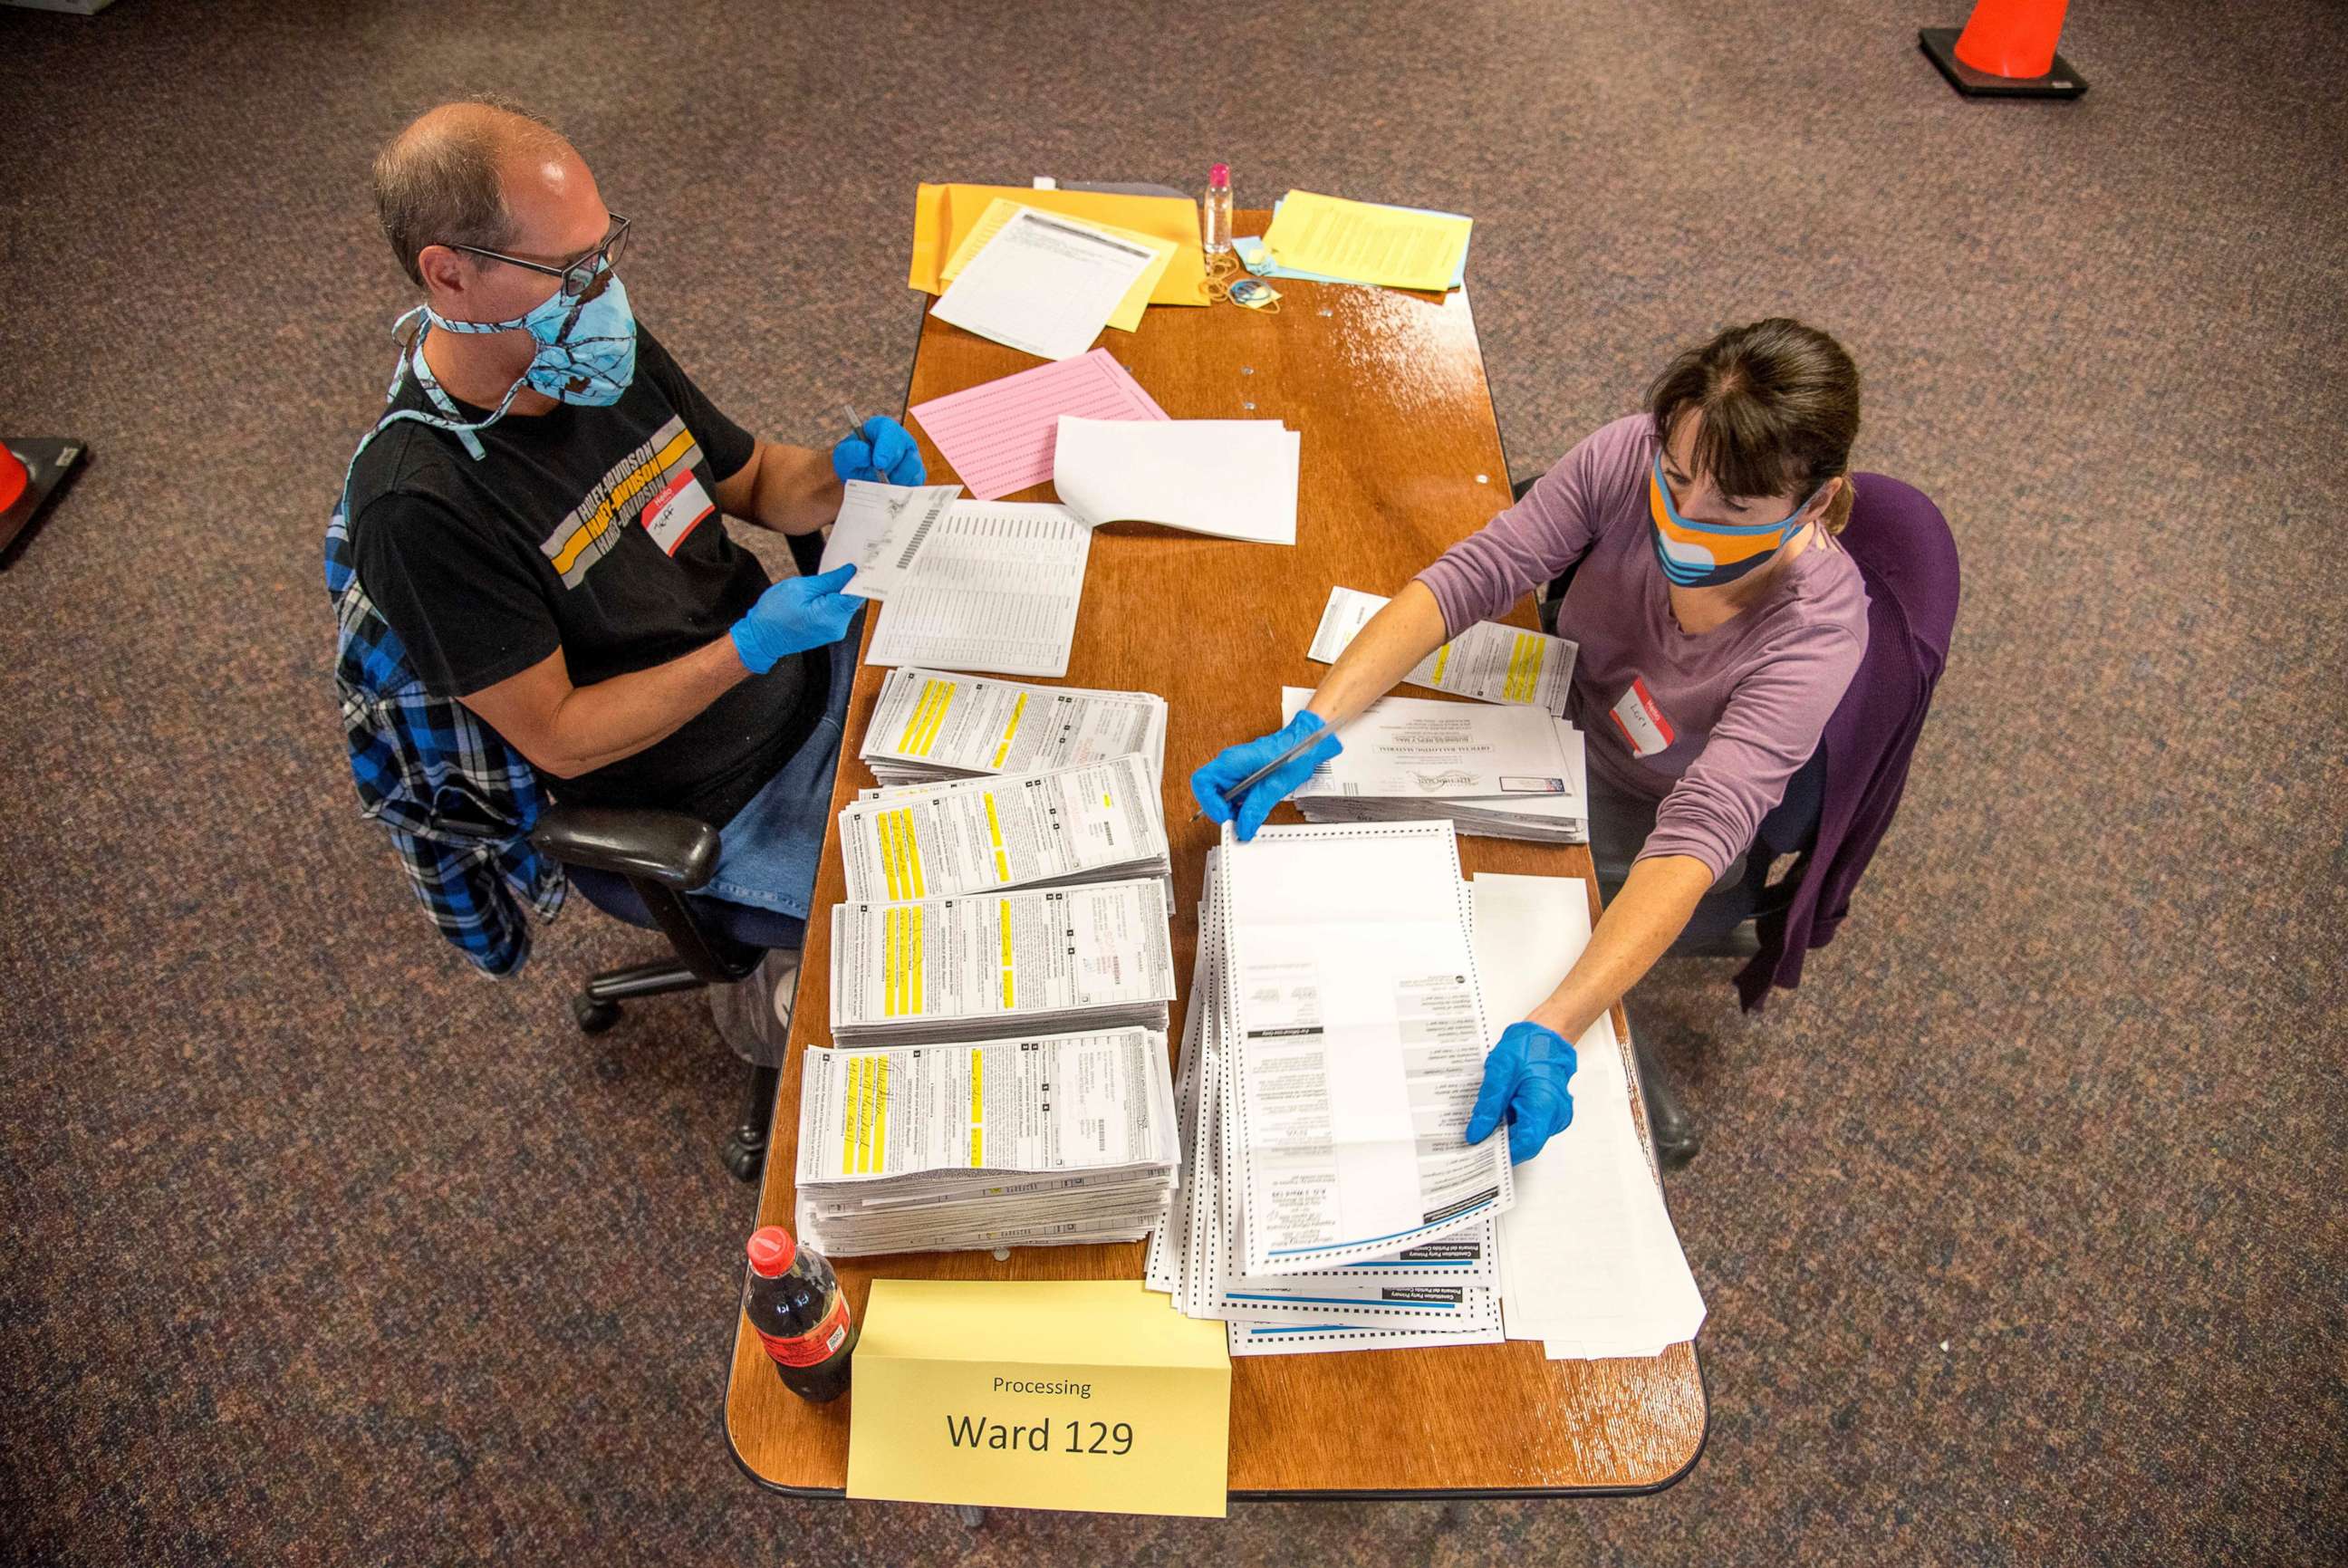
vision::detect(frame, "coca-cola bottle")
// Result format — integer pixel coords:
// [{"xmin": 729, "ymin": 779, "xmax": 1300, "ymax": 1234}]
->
[{"xmin": 741, "ymin": 1225, "xmax": 859, "ymax": 1403}]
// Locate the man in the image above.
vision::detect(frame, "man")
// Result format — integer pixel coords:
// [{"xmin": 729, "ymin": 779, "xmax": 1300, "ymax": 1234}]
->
[{"xmin": 346, "ymin": 99, "xmax": 920, "ymax": 927}]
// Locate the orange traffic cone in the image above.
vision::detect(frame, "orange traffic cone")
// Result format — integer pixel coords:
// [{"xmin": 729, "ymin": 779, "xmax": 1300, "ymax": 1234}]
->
[
  {"xmin": 0, "ymin": 436, "xmax": 89, "ymax": 561},
  {"xmin": 1920, "ymin": 0, "xmax": 2086, "ymax": 99},
  {"xmin": 0, "ymin": 444, "xmax": 27, "ymax": 515}
]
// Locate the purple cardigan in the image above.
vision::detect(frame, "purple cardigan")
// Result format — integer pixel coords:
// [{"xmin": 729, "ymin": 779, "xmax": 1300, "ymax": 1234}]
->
[{"xmin": 1738, "ymin": 473, "xmax": 1960, "ymax": 1009}]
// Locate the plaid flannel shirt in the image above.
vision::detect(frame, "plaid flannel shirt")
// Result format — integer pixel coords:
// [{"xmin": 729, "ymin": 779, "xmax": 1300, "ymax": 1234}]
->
[{"xmin": 327, "ymin": 505, "xmax": 565, "ymax": 976}]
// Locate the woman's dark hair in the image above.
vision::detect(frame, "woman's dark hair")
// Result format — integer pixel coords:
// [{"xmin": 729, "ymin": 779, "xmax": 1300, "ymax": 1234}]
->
[{"xmin": 1646, "ymin": 318, "xmax": 1862, "ymax": 534}]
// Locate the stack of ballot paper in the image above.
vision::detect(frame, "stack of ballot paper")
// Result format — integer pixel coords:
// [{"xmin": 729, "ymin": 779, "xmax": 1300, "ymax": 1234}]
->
[
  {"xmin": 1146, "ymin": 821, "xmax": 1517, "ymax": 1355},
  {"xmin": 1279, "ymin": 688, "xmax": 1589, "ymax": 844},
  {"xmin": 1310, "ymin": 587, "xmax": 1578, "ymax": 714},
  {"xmin": 837, "ymin": 753, "xmax": 1170, "ymax": 903},
  {"xmin": 860, "ymin": 667, "xmax": 1169, "ymax": 790},
  {"xmin": 829, "ymin": 878, "xmax": 1179, "ymax": 1048},
  {"xmin": 794, "ymin": 1026, "xmax": 1181, "ymax": 1256},
  {"xmin": 1470, "ymin": 874, "xmax": 1707, "ymax": 1358},
  {"xmin": 1054, "ymin": 417, "xmax": 1301, "ymax": 545}
]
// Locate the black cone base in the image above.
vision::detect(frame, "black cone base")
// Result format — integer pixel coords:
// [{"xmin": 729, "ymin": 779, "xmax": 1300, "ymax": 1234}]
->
[{"xmin": 1920, "ymin": 27, "xmax": 2087, "ymax": 99}]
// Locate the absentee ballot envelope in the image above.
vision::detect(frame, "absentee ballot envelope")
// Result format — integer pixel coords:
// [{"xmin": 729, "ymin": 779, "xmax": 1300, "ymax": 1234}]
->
[{"xmin": 846, "ymin": 1279, "xmax": 1231, "ymax": 1517}]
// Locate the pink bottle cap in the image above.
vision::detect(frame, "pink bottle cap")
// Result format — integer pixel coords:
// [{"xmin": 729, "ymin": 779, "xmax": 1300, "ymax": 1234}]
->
[{"xmin": 1209, "ymin": 163, "xmax": 1230, "ymax": 188}]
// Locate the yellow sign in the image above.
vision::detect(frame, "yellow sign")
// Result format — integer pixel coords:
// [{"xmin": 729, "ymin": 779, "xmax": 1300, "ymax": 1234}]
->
[{"xmin": 846, "ymin": 1279, "xmax": 1231, "ymax": 1517}]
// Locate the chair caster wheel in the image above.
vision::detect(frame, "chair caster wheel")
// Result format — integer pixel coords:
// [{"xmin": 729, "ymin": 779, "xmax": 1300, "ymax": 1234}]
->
[
  {"xmin": 573, "ymin": 995, "xmax": 621, "ymax": 1034},
  {"xmin": 723, "ymin": 1131, "xmax": 767, "ymax": 1182},
  {"xmin": 1654, "ymin": 1124, "xmax": 1701, "ymax": 1171}
]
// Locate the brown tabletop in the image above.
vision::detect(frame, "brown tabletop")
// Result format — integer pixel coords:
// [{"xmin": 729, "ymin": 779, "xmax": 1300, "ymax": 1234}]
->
[{"xmin": 726, "ymin": 216, "xmax": 1708, "ymax": 1499}]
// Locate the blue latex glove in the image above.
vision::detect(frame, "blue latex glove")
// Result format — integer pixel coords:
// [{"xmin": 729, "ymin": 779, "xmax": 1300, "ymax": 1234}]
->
[
  {"xmin": 1464, "ymin": 1021, "xmax": 1577, "ymax": 1164},
  {"xmin": 1189, "ymin": 711, "xmax": 1342, "ymax": 842},
  {"xmin": 832, "ymin": 416, "xmax": 925, "ymax": 486},
  {"xmin": 730, "ymin": 563, "xmax": 861, "ymax": 673}
]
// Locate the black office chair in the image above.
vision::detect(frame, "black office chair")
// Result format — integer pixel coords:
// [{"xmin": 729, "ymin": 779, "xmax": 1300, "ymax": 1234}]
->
[
  {"xmin": 1512, "ymin": 476, "xmax": 1825, "ymax": 1172},
  {"xmin": 526, "ymin": 529, "xmax": 831, "ymax": 1183}
]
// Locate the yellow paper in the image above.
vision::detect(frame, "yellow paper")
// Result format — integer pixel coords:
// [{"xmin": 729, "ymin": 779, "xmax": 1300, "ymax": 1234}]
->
[
  {"xmin": 846, "ymin": 1279, "xmax": 1231, "ymax": 1517},
  {"xmin": 941, "ymin": 197, "xmax": 1178, "ymax": 334},
  {"xmin": 910, "ymin": 182, "xmax": 1208, "ymax": 307},
  {"xmin": 1262, "ymin": 189, "xmax": 1473, "ymax": 291}
]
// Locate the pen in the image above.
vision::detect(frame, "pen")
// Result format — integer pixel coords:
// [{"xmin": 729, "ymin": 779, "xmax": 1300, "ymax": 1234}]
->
[{"xmin": 1188, "ymin": 725, "xmax": 1332, "ymax": 823}]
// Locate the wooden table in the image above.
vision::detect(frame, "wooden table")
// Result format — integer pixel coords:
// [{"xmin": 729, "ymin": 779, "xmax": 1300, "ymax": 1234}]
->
[{"xmin": 726, "ymin": 218, "xmax": 1708, "ymax": 1499}]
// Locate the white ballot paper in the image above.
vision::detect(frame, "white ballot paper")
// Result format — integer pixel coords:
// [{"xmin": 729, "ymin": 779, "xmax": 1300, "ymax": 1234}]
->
[
  {"xmin": 837, "ymin": 753, "xmax": 1168, "ymax": 904},
  {"xmin": 1215, "ymin": 820, "xmax": 1513, "ymax": 1275},
  {"xmin": 867, "ymin": 501, "xmax": 1092, "ymax": 678},
  {"xmin": 1281, "ymin": 687, "xmax": 1582, "ymax": 801},
  {"xmin": 861, "ymin": 667, "xmax": 1168, "ymax": 788},
  {"xmin": 828, "ymin": 878, "xmax": 1177, "ymax": 1045},
  {"xmin": 1309, "ymin": 587, "xmax": 1577, "ymax": 714},
  {"xmin": 819, "ymin": 480, "xmax": 964, "ymax": 601},
  {"xmin": 929, "ymin": 208, "xmax": 1160, "ymax": 361},
  {"xmin": 1053, "ymin": 417, "xmax": 1301, "ymax": 545},
  {"xmin": 1470, "ymin": 874, "xmax": 1707, "ymax": 1358}
]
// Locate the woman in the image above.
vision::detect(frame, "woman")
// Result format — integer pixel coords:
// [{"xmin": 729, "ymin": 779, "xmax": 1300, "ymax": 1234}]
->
[{"xmin": 1192, "ymin": 318, "xmax": 1871, "ymax": 1162}]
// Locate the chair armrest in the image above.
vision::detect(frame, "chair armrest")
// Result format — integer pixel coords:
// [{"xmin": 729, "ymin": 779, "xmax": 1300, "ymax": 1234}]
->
[{"xmin": 530, "ymin": 803, "xmax": 722, "ymax": 892}]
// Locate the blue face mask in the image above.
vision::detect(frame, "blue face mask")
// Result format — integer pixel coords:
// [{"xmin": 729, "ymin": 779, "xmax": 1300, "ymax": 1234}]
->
[
  {"xmin": 338, "ymin": 264, "xmax": 640, "ymax": 495},
  {"xmin": 424, "ymin": 262, "xmax": 638, "ymax": 410}
]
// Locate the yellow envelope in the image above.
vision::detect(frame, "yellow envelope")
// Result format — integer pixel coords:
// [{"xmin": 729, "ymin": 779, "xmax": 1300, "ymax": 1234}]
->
[
  {"xmin": 846, "ymin": 1279, "xmax": 1231, "ymax": 1517},
  {"xmin": 910, "ymin": 182, "xmax": 1208, "ymax": 307},
  {"xmin": 941, "ymin": 198, "xmax": 1178, "ymax": 334}
]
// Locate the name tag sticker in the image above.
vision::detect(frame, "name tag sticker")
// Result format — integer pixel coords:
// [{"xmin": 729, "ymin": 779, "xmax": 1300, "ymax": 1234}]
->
[
  {"xmin": 642, "ymin": 470, "xmax": 715, "ymax": 555},
  {"xmin": 1608, "ymin": 677, "xmax": 1677, "ymax": 758}
]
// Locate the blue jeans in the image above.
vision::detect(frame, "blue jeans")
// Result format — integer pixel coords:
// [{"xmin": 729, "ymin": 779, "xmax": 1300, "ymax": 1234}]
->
[{"xmin": 699, "ymin": 612, "xmax": 861, "ymax": 919}]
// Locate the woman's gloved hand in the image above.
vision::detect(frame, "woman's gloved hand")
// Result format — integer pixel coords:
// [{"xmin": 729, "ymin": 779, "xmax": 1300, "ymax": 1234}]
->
[
  {"xmin": 832, "ymin": 416, "xmax": 925, "ymax": 486},
  {"xmin": 1189, "ymin": 711, "xmax": 1341, "ymax": 841},
  {"xmin": 731, "ymin": 563, "xmax": 861, "ymax": 673},
  {"xmin": 1464, "ymin": 1020, "xmax": 1577, "ymax": 1163}
]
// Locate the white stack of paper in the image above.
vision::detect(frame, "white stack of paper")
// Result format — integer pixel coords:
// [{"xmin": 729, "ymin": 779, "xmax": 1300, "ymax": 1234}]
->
[
  {"xmin": 1054, "ymin": 417, "xmax": 1301, "ymax": 545},
  {"xmin": 829, "ymin": 878, "xmax": 1178, "ymax": 1048},
  {"xmin": 1471, "ymin": 874, "xmax": 1707, "ymax": 1359},
  {"xmin": 1309, "ymin": 586, "xmax": 1578, "ymax": 714},
  {"xmin": 836, "ymin": 753, "xmax": 1169, "ymax": 903},
  {"xmin": 860, "ymin": 667, "xmax": 1169, "ymax": 790},
  {"xmin": 794, "ymin": 1026, "xmax": 1180, "ymax": 1256},
  {"xmin": 819, "ymin": 480, "xmax": 964, "ymax": 601},
  {"xmin": 1146, "ymin": 821, "xmax": 1516, "ymax": 1355},
  {"xmin": 930, "ymin": 208, "xmax": 1162, "ymax": 361},
  {"xmin": 867, "ymin": 500, "xmax": 1093, "ymax": 678},
  {"xmin": 1279, "ymin": 688, "xmax": 1588, "ymax": 844}
]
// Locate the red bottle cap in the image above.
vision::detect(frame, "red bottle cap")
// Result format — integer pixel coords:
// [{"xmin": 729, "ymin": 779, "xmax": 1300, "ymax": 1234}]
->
[
  {"xmin": 746, "ymin": 1226, "xmax": 796, "ymax": 1277},
  {"xmin": 1209, "ymin": 163, "xmax": 1230, "ymax": 188}
]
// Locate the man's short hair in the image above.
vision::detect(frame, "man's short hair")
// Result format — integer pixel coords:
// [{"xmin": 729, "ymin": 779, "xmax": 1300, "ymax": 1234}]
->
[{"xmin": 372, "ymin": 97, "xmax": 565, "ymax": 287}]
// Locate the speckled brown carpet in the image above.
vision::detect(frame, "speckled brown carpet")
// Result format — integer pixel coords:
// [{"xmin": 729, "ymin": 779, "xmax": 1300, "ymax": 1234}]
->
[{"xmin": 2, "ymin": 1, "xmax": 2342, "ymax": 1563}]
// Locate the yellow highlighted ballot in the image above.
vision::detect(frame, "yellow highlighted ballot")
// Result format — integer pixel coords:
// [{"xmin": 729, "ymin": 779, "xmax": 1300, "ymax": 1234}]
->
[
  {"xmin": 943, "ymin": 199, "xmax": 1177, "ymax": 334},
  {"xmin": 909, "ymin": 183, "xmax": 1208, "ymax": 307},
  {"xmin": 1262, "ymin": 190, "xmax": 1473, "ymax": 291},
  {"xmin": 846, "ymin": 1280, "xmax": 1231, "ymax": 1517}
]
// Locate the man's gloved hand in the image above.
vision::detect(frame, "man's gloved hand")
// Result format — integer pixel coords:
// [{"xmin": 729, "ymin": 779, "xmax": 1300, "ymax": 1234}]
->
[
  {"xmin": 730, "ymin": 563, "xmax": 861, "ymax": 673},
  {"xmin": 1189, "ymin": 711, "xmax": 1341, "ymax": 842},
  {"xmin": 832, "ymin": 415, "xmax": 926, "ymax": 486},
  {"xmin": 1464, "ymin": 1020, "xmax": 1577, "ymax": 1164}
]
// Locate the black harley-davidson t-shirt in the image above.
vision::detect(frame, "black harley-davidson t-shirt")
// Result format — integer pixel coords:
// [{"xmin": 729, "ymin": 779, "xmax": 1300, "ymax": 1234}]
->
[{"xmin": 348, "ymin": 326, "xmax": 820, "ymax": 826}]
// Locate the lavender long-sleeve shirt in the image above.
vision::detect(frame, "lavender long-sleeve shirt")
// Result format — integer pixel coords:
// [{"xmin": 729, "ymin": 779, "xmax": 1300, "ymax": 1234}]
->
[{"xmin": 1416, "ymin": 415, "xmax": 1870, "ymax": 879}]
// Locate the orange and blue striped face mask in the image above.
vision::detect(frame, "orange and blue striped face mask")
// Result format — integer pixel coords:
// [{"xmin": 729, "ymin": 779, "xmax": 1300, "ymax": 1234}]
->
[{"xmin": 1648, "ymin": 454, "xmax": 1825, "ymax": 588}]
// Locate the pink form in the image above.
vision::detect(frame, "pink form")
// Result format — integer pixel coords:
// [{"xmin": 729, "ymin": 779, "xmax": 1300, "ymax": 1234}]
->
[{"xmin": 908, "ymin": 347, "xmax": 1168, "ymax": 501}]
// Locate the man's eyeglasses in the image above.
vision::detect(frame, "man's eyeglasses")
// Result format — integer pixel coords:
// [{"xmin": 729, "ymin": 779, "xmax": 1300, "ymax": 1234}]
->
[{"xmin": 450, "ymin": 214, "xmax": 630, "ymax": 302}]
